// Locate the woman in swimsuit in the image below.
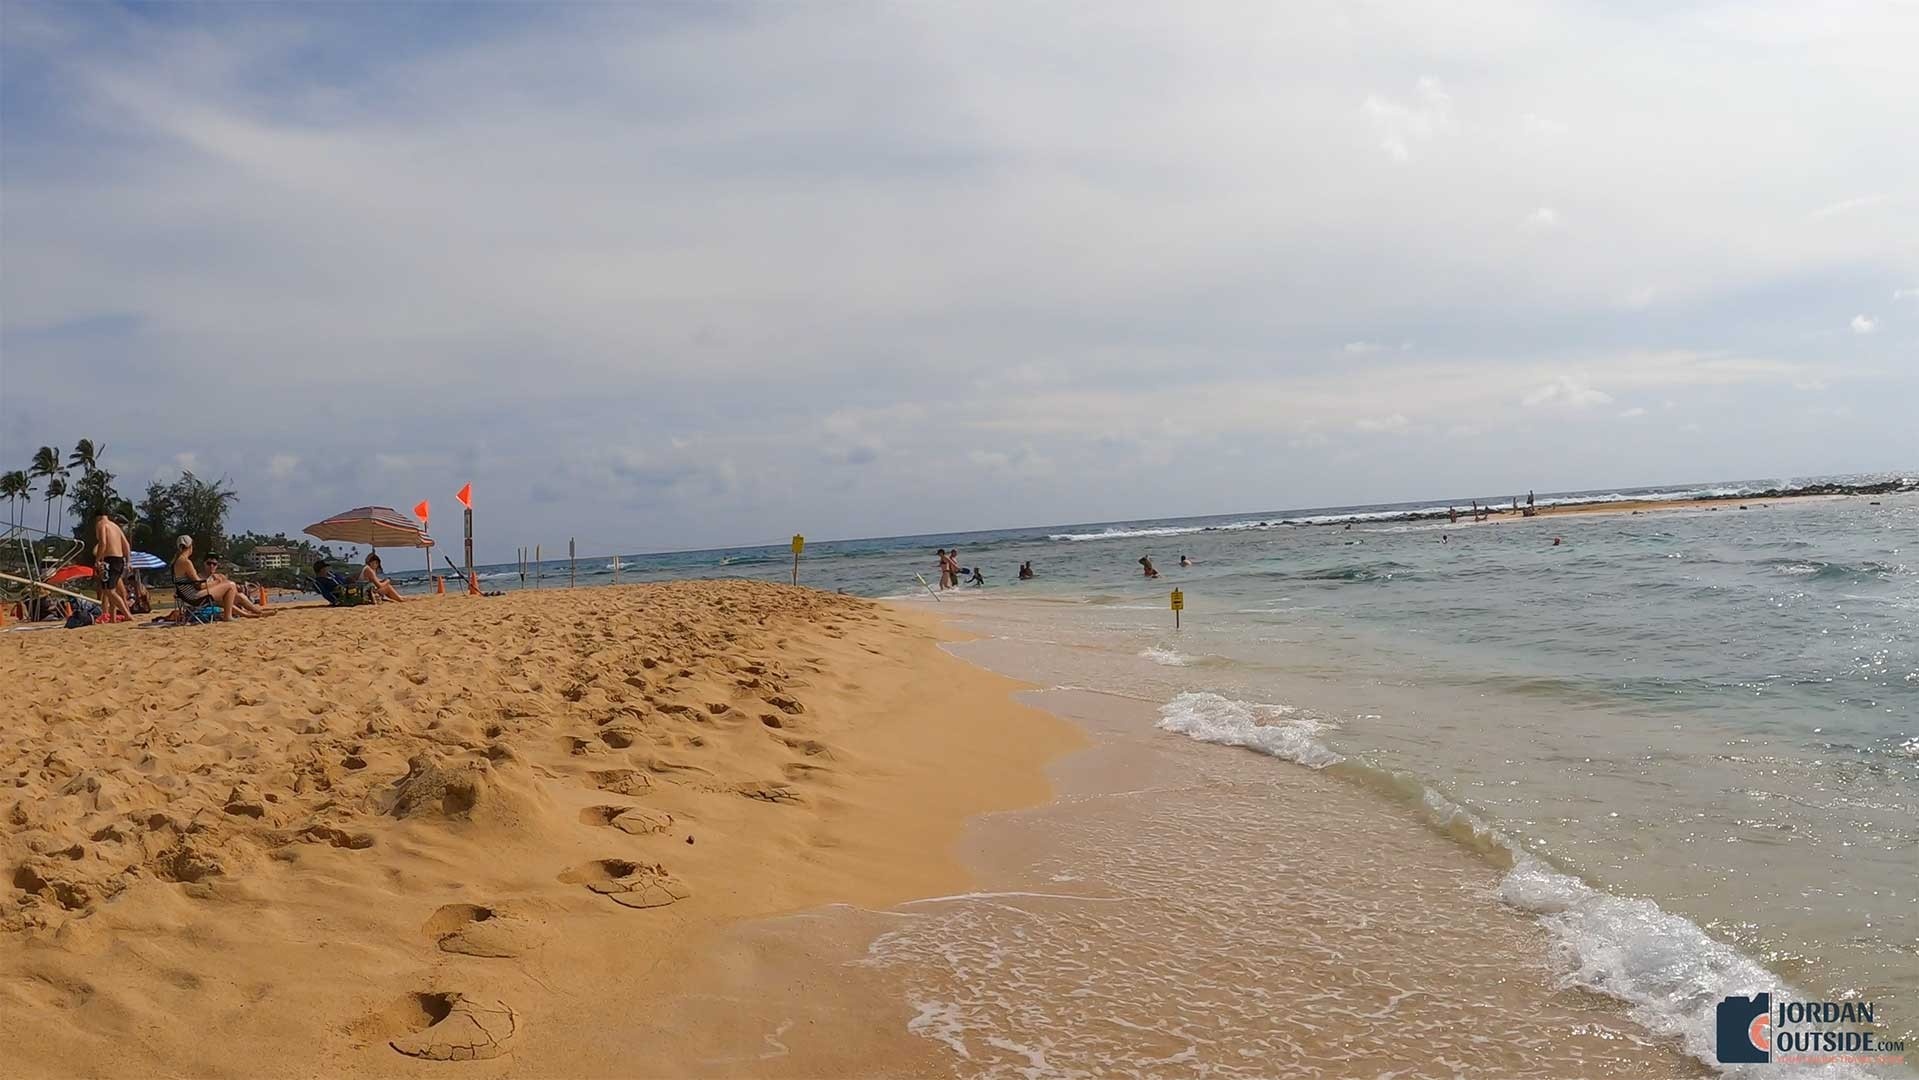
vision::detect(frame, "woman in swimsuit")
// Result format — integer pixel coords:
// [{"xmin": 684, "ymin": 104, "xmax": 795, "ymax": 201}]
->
[
  {"xmin": 171, "ymin": 535, "xmax": 267, "ymax": 620},
  {"xmin": 360, "ymin": 553, "xmax": 408, "ymax": 602}
]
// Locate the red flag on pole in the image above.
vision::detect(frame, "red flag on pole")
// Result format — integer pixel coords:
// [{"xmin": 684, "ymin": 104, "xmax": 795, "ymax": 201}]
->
[
  {"xmin": 414, "ymin": 500, "xmax": 430, "ymax": 525},
  {"xmin": 456, "ymin": 483, "xmax": 473, "ymax": 509}
]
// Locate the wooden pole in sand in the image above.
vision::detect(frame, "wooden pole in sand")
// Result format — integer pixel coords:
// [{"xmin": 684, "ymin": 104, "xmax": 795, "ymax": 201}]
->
[
  {"xmin": 569, "ymin": 538, "xmax": 576, "ymax": 589},
  {"xmin": 535, "ymin": 545, "xmax": 541, "ymax": 589}
]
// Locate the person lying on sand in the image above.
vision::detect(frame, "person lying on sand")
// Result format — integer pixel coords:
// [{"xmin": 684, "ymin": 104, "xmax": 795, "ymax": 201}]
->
[
  {"xmin": 171, "ymin": 536, "xmax": 269, "ymax": 621},
  {"xmin": 360, "ymin": 553, "xmax": 407, "ymax": 602}
]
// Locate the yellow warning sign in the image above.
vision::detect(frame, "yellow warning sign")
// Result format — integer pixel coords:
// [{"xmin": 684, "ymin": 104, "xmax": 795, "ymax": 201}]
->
[
  {"xmin": 1170, "ymin": 589, "xmax": 1184, "ymax": 611},
  {"xmin": 791, "ymin": 534, "xmax": 805, "ymax": 554}
]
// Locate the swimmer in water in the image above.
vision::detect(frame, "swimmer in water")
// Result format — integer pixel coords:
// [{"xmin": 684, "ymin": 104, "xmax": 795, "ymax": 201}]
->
[
  {"xmin": 1178, "ymin": 555, "xmax": 1191, "ymax": 568},
  {"xmin": 1139, "ymin": 556, "xmax": 1159, "ymax": 579}
]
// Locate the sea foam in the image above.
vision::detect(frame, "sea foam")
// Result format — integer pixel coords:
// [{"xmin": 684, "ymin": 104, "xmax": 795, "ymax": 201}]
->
[
  {"xmin": 1153, "ymin": 691, "xmax": 1868, "ymax": 1077},
  {"xmin": 1154, "ymin": 691, "xmax": 1342, "ymax": 768}
]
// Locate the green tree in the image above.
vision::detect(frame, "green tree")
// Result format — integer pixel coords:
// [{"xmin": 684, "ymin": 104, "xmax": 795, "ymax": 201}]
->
[
  {"xmin": 68, "ymin": 468, "xmax": 123, "ymax": 545},
  {"xmin": 43, "ymin": 476, "xmax": 67, "ymax": 538},
  {"xmin": 168, "ymin": 472, "xmax": 239, "ymax": 560},
  {"xmin": 135, "ymin": 481, "xmax": 175, "ymax": 551}
]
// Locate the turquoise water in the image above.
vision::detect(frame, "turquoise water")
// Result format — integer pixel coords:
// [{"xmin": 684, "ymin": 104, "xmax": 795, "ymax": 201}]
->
[{"xmin": 404, "ymin": 476, "xmax": 1918, "ymax": 1063}]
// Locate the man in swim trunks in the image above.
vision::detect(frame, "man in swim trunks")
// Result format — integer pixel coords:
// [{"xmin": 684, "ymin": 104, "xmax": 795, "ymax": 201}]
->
[{"xmin": 94, "ymin": 513, "xmax": 133, "ymax": 622}]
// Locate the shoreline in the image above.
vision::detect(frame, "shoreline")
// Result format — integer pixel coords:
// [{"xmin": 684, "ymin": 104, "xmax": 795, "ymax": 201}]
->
[{"xmin": 0, "ymin": 581, "xmax": 1081, "ymax": 1077}]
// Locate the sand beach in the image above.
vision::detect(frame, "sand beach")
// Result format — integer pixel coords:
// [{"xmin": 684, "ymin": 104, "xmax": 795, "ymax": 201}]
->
[{"xmin": 0, "ymin": 581, "xmax": 1079, "ymax": 1077}]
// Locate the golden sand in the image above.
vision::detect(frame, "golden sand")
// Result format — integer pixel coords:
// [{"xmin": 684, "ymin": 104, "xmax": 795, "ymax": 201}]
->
[{"xmin": 0, "ymin": 581, "xmax": 1079, "ymax": 1077}]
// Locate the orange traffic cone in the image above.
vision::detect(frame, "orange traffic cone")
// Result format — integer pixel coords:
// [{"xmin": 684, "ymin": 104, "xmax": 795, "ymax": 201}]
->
[
  {"xmin": 435, "ymin": 576, "xmax": 445, "ymax": 595},
  {"xmin": 257, "ymin": 585, "xmax": 269, "ymax": 609},
  {"xmin": 468, "ymin": 570, "xmax": 480, "ymax": 596}
]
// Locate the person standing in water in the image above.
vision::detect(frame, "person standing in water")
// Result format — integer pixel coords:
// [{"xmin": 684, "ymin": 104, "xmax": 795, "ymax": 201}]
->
[{"xmin": 1139, "ymin": 556, "xmax": 1159, "ymax": 579}]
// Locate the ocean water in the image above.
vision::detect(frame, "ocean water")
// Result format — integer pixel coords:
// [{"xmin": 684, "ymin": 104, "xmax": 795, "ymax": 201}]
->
[{"xmin": 412, "ymin": 476, "xmax": 1918, "ymax": 1071}]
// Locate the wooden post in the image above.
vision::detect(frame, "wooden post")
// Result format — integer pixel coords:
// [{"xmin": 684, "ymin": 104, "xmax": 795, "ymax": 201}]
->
[
  {"xmin": 613, "ymin": 554, "xmax": 621, "ymax": 584},
  {"xmin": 463, "ymin": 507, "xmax": 473, "ymax": 590},
  {"xmin": 535, "ymin": 545, "xmax": 541, "ymax": 589},
  {"xmin": 569, "ymin": 538, "xmax": 576, "ymax": 589}
]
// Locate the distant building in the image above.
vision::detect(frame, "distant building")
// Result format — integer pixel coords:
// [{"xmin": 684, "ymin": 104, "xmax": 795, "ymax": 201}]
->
[{"xmin": 250, "ymin": 545, "xmax": 295, "ymax": 570}]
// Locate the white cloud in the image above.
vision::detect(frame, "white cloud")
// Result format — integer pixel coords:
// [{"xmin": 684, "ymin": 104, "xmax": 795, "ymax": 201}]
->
[
  {"xmin": 1617, "ymin": 406, "xmax": 1647, "ymax": 419},
  {"xmin": 1524, "ymin": 207, "xmax": 1562, "ymax": 230},
  {"xmin": 1523, "ymin": 376, "xmax": 1613, "ymax": 409},
  {"xmin": 1343, "ymin": 341, "xmax": 1383, "ymax": 354},
  {"xmin": 1850, "ymin": 314, "xmax": 1877, "ymax": 334},
  {"xmin": 266, "ymin": 453, "xmax": 300, "ymax": 480},
  {"xmin": 1522, "ymin": 113, "xmax": 1568, "ymax": 137},
  {"xmin": 4, "ymin": 4, "xmax": 1917, "ymax": 554},
  {"xmin": 1895, "ymin": 287, "xmax": 1919, "ymax": 301},
  {"xmin": 1809, "ymin": 194, "xmax": 1886, "ymax": 221},
  {"xmin": 1621, "ymin": 285, "xmax": 1659, "ymax": 309},
  {"xmin": 1354, "ymin": 413, "xmax": 1409, "ymax": 433},
  {"xmin": 1363, "ymin": 77, "xmax": 1455, "ymax": 162}
]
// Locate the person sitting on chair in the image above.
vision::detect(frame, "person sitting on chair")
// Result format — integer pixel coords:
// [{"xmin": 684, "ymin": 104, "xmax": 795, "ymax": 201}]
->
[
  {"xmin": 171, "ymin": 535, "xmax": 267, "ymax": 621},
  {"xmin": 360, "ymin": 553, "xmax": 407, "ymax": 603}
]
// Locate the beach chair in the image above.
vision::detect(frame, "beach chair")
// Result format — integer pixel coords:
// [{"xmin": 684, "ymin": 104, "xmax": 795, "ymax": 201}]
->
[{"xmin": 313, "ymin": 574, "xmax": 367, "ymax": 606}]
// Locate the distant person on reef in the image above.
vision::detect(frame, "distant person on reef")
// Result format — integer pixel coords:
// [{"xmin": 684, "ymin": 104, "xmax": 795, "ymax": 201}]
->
[
  {"xmin": 1139, "ymin": 556, "xmax": 1159, "ymax": 579},
  {"xmin": 1449, "ymin": 507, "xmax": 1458, "ymax": 524}
]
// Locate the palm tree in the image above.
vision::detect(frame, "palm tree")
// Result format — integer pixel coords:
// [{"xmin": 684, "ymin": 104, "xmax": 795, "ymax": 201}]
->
[
  {"xmin": 43, "ymin": 476, "xmax": 67, "ymax": 538},
  {"xmin": 68, "ymin": 439, "xmax": 103, "ymax": 477},
  {"xmin": 27, "ymin": 447, "xmax": 63, "ymax": 539},
  {"xmin": 0, "ymin": 470, "xmax": 29, "ymax": 530},
  {"xmin": 28, "ymin": 446, "xmax": 60, "ymax": 486}
]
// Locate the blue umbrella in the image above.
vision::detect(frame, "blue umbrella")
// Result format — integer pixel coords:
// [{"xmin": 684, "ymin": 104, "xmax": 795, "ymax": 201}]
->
[{"xmin": 128, "ymin": 552, "xmax": 166, "ymax": 570}]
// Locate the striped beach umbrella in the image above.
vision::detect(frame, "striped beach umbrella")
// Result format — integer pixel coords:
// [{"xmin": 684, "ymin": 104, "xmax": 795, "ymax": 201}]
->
[
  {"xmin": 128, "ymin": 551, "xmax": 166, "ymax": 570},
  {"xmin": 303, "ymin": 506, "xmax": 434, "ymax": 550}
]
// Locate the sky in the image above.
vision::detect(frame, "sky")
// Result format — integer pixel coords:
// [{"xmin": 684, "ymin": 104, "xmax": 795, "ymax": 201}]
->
[{"xmin": 2, "ymin": 1, "xmax": 1915, "ymax": 560}]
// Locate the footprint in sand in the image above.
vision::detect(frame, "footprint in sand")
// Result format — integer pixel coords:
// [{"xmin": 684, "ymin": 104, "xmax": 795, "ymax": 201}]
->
[
  {"xmin": 577, "ymin": 805, "xmax": 675, "ymax": 835},
  {"xmin": 588, "ymin": 768, "xmax": 652, "ymax": 796},
  {"xmin": 557, "ymin": 859, "xmax": 689, "ymax": 909},
  {"xmin": 421, "ymin": 903, "xmax": 539, "ymax": 958},
  {"xmin": 389, "ymin": 992, "xmax": 519, "ymax": 1061}
]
